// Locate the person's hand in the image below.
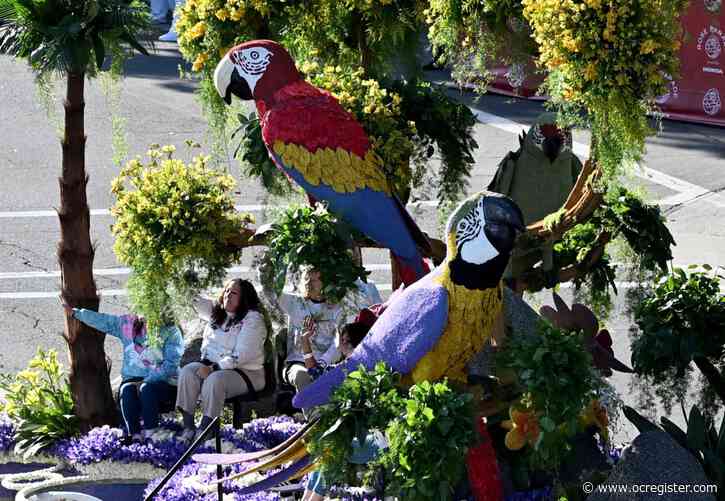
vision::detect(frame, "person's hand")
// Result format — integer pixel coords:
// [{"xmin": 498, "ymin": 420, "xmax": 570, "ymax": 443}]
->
[
  {"xmin": 60, "ymin": 299, "xmax": 73, "ymax": 318},
  {"xmin": 301, "ymin": 316, "xmax": 316, "ymax": 342},
  {"xmin": 197, "ymin": 365, "xmax": 212, "ymax": 379}
]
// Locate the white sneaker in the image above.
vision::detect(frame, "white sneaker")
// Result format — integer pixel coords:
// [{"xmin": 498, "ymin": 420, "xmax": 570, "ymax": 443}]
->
[{"xmin": 159, "ymin": 30, "xmax": 177, "ymax": 42}]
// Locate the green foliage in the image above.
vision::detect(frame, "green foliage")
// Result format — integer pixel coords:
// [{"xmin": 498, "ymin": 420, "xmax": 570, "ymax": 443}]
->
[
  {"xmin": 378, "ymin": 380, "xmax": 475, "ymax": 501},
  {"xmin": 390, "ymin": 80, "xmax": 477, "ymax": 205},
  {"xmin": 232, "ymin": 112, "xmax": 293, "ymax": 197},
  {"xmin": 281, "ymin": 0, "xmax": 424, "ymax": 78},
  {"xmin": 524, "ymin": 0, "xmax": 686, "ymax": 179},
  {"xmin": 265, "ymin": 205, "xmax": 369, "ymax": 303},
  {"xmin": 425, "ymin": 0, "xmax": 536, "ymax": 93},
  {"xmin": 0, "ymin": 0, "xmax": 149, "ymax": 75},
  {"xmin": 632, "ymin": 266, "xmax": 725, "ymax": 379},
  {"xmin": 307, "ymin": 362, "xmax": 403, "ymax": 486},
  {"xmin": 498, "ymin": 321, "xmax": 601, "ymax": 471},
  {"xmin": 111, "ymin": 144, "xmax": 252, "ymax": 333},
  {"xmin": 307, "ymin": 363, "xmax": 475, "ymax": 500},
  {"xmin": 0, "ymin": 349, "xmax": 79, "ymax": 458},
  {"xmin": 551, "ymin": 187, "xmax": 674, "ymax": 315},
  {"xmin": 599, "ymin": 187, "xmax": 675, "ymax": 273}
]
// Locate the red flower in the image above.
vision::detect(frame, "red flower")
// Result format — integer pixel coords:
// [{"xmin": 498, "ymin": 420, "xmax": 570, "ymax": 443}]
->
[{"xmin": 466, "ymin": 418, "xmax": 504, "ymax": 501}]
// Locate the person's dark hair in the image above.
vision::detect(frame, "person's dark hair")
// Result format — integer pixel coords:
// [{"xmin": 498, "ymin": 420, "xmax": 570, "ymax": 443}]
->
[
  {"xmin": 210, "ymin": 279, "xmax": 261, "ymax": 327},
  {"xmin": 341, "ymin": 321, "xmax": 371, "ymax": 349}
]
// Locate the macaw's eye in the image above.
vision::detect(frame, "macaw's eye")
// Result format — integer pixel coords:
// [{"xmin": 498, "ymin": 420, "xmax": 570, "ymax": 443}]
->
[{"xmin": 250, "ymin": 50, "xmax": 259, "ymax": 60}]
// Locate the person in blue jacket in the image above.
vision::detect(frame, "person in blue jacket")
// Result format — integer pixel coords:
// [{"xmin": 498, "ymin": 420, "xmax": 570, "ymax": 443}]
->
[{"xmin": 63, "ymin": 303, "xmax": 184, "ymax": 442}]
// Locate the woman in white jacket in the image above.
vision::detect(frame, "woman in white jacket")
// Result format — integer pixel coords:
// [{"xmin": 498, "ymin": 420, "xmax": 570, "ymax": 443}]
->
[{"xmin": 176, "ymin": 279, "xmax": 267, "ymax": 440}]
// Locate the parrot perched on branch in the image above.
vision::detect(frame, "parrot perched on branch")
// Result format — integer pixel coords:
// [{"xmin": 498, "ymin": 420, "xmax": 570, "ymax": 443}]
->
[
  {"xmin": 213, "ymin": 39, "xmax": 431, "ymax": 285},
  {"xmin": 194, "ymin": 191, "xmax": 525, "ymax": 493}
]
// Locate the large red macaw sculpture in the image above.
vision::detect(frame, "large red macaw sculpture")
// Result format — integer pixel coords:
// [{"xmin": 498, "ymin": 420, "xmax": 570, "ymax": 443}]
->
[{"xmin": 213, "ymin": 40, "xmax": 431, "ymax": 285}]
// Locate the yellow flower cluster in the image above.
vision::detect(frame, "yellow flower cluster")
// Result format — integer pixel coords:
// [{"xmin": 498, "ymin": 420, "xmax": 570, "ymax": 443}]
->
[
  {"xmin": 176, "ymin": 0, "xmax": 276, "ymax": 74},
  {"xmin": 522, "ymin": 0, "xmax": 686, "ymax": 106},
  {"xmin": 111, "ymin": 145, "xmax": 251, "ymax": 275}
]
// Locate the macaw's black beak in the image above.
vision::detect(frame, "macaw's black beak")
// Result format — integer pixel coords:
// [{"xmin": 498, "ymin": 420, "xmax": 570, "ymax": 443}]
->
[
  {"xmin": 483, "ymin": 193, "xmax": 525, "ymax": 255},
  {"xmin": 542, "ymin": 135, "xmax": 563, "ymax": 163},
  {"xmin": 224, "ymin": 68, "xmax": 253, "ymax": 104}
]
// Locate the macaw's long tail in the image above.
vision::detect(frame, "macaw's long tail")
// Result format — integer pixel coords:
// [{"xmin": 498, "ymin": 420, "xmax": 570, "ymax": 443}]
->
[
  {"xmin": 392, "ymin": 253, "xmax": 430, "ymax": 287},
  {"xmin": 197, "ymin": 420, "xmax": 318, "ymax": 494}
]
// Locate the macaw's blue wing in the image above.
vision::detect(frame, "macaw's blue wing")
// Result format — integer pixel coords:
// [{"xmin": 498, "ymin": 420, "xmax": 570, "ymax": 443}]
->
[
  {"xmin": 269, "ymin": 150, "xmax": 428, "ymax": 279},
  {"xmin": 293, "ymin": 276, "xmax": 449, "ymax": 409}
]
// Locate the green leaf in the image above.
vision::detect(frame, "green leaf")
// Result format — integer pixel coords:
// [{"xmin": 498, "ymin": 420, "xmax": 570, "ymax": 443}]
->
[
  {"xmin": 92, "ymin": 31, "xmax": 105, "ymax": 69},
  {"xmin": 540, "ymin": 416, "xmax": 556, "ymax": 432},
  {"xmin": 622, "ymin": 406, "xmax": 660, "ymax": 433},
  {"xmin": 121, "ymin": 31, "xmax": 148, "ymax": 56},
  {"xmin": 687, "ymin": 406, "xmax": 707, "ymax": 451}
]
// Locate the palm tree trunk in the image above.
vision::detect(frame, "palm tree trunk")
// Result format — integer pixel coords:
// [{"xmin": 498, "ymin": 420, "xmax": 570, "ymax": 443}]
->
[{"xmin": 59, "ymin": 71, "xmax": 117, "ymax": 432}]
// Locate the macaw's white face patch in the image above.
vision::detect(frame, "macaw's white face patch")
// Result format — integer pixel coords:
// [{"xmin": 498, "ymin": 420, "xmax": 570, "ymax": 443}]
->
[
  {"xmin": 456, "ymin": 197, "xmax": 499, "ymax": 265},
  {"xmin": 230, "ymin": 46, "xmax": 274, "ymax": 93}
]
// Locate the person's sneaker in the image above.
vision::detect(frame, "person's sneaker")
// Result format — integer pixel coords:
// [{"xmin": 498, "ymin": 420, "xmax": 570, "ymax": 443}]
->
[
  {"xmin": 179, "ymin": 428, "xmax": 196, "ymax": 443},
  {"xmin": 158, "ymin": 30, "xmax": 177, "ymax": 42}
]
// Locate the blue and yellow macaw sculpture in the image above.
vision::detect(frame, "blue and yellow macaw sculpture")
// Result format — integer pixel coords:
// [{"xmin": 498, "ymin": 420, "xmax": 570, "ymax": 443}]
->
[{"xmin": 194, "ymin": 191, "xmax": 525, "ymax": 493}]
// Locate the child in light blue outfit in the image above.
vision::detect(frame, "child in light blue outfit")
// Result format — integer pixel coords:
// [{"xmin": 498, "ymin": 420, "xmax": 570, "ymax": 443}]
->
[{"xmin": 68, "ymin": 307, "xmax": 183, "ymax": 442}]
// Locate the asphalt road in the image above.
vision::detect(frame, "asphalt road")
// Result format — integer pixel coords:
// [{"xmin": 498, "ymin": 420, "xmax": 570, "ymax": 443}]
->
[{"xmin": 1, "ymin": 43, "xmax": 724, "ymax": 443}]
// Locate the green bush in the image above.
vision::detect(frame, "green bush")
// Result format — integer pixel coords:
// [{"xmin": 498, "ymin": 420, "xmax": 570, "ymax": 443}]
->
[
  {"xmin": 0, "ymin": 349, "xmax": 78, "ymax": 458},
  {"xmin": 632, "ymin": 266, "xmax": 725, "ymax": 379},
  {"xmin": 379, "ymin": 379, "xmax": 475, "ymax": 501},
  {"xmin": 498, "ymin": 321, "xmax": 600, "ymax": 471},
  {"xmin": 111, "ymin": 144, "xmax": 253, "ymax": 332},
  {"xmin": 307, "ymin": 363, "xmax": 403, "ymax": 487},
  {"xmin": 264, "ymin": 204, "xmax": 369, "ymax": 303}
]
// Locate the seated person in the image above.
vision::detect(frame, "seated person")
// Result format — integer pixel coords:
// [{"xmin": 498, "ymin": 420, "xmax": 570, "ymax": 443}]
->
[
  {"xmin": 299, "ymin": 316, "xmax": 382, "ymax": 501},
  {"xmin": 176, "ymin": 279, "xmax": 267, "ymax": 441},
  {"xmin": 262, "ymin": 267, "xmax": 371, "ymax": 395},
  {"xmin": 62, "ymin": 302, "xmax": 183, "ymax": 443}
]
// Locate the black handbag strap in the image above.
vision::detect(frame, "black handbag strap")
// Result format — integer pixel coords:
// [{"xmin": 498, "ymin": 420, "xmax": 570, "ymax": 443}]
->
[{"xmin": 234, "ymin": 368, "xmax": 258, "ymax": 401}]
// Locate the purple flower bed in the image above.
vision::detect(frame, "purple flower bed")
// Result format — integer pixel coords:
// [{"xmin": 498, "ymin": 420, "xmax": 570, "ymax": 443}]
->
[
  {"xmin": 47, "ymin": 416, "xmax": 302, "ymax": 470},
  {"xmin": 0, "ymin": 416, "xmax": 15, "ymax": 453}
]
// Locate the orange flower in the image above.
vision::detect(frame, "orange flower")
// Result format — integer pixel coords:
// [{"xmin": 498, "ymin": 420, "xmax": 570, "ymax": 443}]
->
[
  {"xmin": 501, "ymin": 407, "xmax": 540, "ymax": 450},
  {"xmin": 580, "ymin": 399, "xmax": 609, "ymax": 441}
]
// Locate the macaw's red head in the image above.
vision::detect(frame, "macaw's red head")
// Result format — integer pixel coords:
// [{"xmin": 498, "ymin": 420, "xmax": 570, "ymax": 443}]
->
[{"xmin": 214, "ymin": 40, "xmax": 300, "ymax": 105}]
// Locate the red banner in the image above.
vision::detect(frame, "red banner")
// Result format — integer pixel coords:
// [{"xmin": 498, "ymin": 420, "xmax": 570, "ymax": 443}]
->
[{"xmin": 487, "ymin": 1, "xmax": 725, "ymax": 126}]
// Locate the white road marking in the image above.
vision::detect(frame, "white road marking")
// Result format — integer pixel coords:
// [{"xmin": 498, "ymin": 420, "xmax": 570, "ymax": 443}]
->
[
  {"xmin": 0, "ymin": 280, "xmax": 657, "ymax": 300},
  {"xmin": 0, "ymin": 264, "xmax": 392, "ymax": 280},
  {"xmin": 472, "ymin": 110, "xmax": 725, "ymax": 209},
  {"xmin": 0, "ymin": 205, "xmax": 268, "ymax": 219}
]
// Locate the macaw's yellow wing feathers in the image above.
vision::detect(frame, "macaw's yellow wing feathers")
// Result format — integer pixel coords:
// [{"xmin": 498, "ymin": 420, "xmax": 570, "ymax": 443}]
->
[{"xmin": 272, "ymin": 140, "xmax": 390, "ymax": 194}]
